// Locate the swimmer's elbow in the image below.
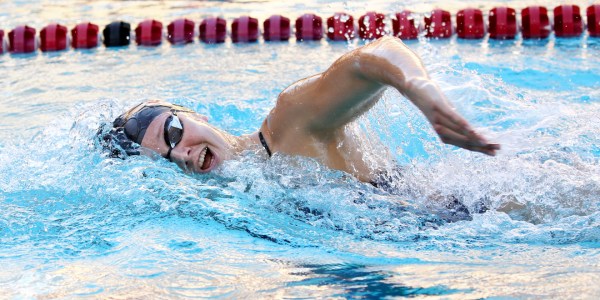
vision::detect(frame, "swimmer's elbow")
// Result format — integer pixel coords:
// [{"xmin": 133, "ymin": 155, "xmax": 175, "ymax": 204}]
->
[
  {"xmin": 364, "ymin": 36, "xmax": 406, "ymax": 50},
  {"xmin": 357, "ymin": 36, "xmax": 410, "ymax": 60},
  {"xmin": 354, "ymin": 37, "xmax": 427, "ymax": 90}
]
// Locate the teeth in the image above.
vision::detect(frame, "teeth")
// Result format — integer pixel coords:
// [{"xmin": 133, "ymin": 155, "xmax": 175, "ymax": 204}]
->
[{"xmin": 198, "ymin": 147, "xmax": 207, "ymax": 168}]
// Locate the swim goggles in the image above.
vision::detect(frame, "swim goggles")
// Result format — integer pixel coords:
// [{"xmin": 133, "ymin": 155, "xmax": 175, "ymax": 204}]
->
[{"xmin": 163, "ymin": 110, "xmax": 183, "ymax": 160}]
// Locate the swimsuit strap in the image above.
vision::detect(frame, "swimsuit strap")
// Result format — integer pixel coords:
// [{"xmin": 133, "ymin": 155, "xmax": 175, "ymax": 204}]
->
[{"xmin": 258, "ymin": 131, "xmax": 272, "ymax": 157}]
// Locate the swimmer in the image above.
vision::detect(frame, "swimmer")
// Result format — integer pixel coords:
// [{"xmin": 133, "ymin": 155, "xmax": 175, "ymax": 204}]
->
[{"xmin": 102, "ymin": 36, "xmax": 500, "ymax": 184}]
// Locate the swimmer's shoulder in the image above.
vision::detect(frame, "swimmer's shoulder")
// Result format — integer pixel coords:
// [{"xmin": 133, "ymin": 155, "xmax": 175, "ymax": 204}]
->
[{"xmin": 266, "ymin": 74, "xmax": 324, "ymax": 132}]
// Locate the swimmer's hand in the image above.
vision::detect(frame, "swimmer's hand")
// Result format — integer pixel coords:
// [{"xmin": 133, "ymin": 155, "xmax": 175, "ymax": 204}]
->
[
  {"xmin": 420, "ymin": 97, "xmax": 501, "ymax": 156},
  {"xmin": 355, "ymin": 37, "xmax": 500, "ymax": 156}
]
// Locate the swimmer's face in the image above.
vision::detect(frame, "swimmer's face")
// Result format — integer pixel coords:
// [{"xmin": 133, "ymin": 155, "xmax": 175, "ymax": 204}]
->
[{"xmin": 140, "ymin": 111, "xmax": 235, "ymax": 173}]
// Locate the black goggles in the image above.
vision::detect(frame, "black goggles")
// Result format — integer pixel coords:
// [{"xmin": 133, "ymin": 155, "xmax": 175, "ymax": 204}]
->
[{"xmin": 163, "ymin": 110, "xmax": 184, "ymax": 160}]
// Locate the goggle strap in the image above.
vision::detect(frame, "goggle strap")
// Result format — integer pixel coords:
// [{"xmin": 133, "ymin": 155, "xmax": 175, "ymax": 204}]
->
[{"xmin": 165, "ymin": 147, "xmax": 173, "ymax": 161}]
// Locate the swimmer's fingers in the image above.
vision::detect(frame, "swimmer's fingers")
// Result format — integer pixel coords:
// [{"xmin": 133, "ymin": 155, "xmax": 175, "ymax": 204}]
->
[
  {"xmin": 467, "ymin": 142, "xmax": 501, "ymax": 156},
  {"xmin": 431, "ymin": 103, "xmax": 501, "ymax": 155},
  {"xmin": 425, "ymin": 101, "xmax": 501, "ymax": 155},
  {"xmin": 431, "ymin": 105, "xmax": 473, "ymax": 137},
  {"xmin": 433, "ymin": 123, "xmax": 500, "ymax": 156},
  {"xmin": 460, "ymin": 125, "xmax": 501, "ymax": 155}
]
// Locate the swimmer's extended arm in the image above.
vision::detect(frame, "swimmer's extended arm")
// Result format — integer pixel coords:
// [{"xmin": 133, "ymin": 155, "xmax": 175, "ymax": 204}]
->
[{"xmin": 281, "ymin": 36, "xmax": 499, "ymax": 155}]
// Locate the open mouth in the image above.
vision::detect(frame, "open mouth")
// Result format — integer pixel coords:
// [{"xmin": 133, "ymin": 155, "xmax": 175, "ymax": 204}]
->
[{"xmin": 198, "ymin": 147, "xmax": 214, "ymax": 171}]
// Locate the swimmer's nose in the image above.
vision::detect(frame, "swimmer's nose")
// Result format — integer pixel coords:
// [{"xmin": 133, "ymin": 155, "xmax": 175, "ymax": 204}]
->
[{"xmin": 170, "ymin": 146, "xmax": 194, "ymax": 171}]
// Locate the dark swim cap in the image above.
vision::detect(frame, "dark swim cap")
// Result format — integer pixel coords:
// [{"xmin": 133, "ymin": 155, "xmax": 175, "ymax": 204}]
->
[{"xmin": 100, "ymin": 101, "xmax": 193, "ymax": 158}]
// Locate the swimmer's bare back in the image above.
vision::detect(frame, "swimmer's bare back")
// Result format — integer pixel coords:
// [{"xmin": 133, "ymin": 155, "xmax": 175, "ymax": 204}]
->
[{"xmin": 258, "ymin": 37, "xmax": 500, "ymax": 182}]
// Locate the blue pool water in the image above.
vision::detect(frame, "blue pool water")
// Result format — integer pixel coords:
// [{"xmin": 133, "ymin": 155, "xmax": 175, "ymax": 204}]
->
[{"xmin": 1, "ymin": 0, "xmax": 600, "ymax": 298}]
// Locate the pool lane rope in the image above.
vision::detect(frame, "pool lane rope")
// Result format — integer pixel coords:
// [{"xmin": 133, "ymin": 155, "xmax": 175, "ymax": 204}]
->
[{"xmin": 1, "ymin": 4, "xmax": 599, "ymax": 54}]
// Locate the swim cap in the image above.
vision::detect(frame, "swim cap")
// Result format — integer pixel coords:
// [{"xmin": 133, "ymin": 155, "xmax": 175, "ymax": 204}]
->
[{"xmin": 100, "ymin": 101, "xmax": 193, "ymax": 158}]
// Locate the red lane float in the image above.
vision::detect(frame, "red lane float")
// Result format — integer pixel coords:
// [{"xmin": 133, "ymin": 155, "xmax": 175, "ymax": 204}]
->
[
  {"xmin": 135, "ymin": 19, "xmax": 162, "ymax": 46},
  {"xmin": 424, "ymin": 9, "xmax": 452, "ymax": 38},
  {"xmin": 456, "ymin": 8, "xmax": 485, "ymax": 39},
  {"xmin": 295, "ymin": 13, "xmax": 323, "ymax": 41},
  {"xmin": 521, "ymin": 6, "xmax": 550, "ymax": 39},
  {"xmin": 0, "ymin": 29, "xmax": 4, "ymax": 54},
  {"xmin": 6, "ymin": 8, "xmax": 600, "ymax": 52},
  {"xmin": 488, "ymin": 7, "xmax": 517, "ymax": 39},
  {"xmin": 167, "ymin": 18, "xmax": 194, "ymax": 44},
  {"xmin": 392, "ymin": 11, "xmax": 419, "ymax": 40},
  {"xmin": 554, "ymin": 5, "xmax": 583, "ymax": 37},
  {"xmin": 589, "ymin": 5, "xmax": 600, "ymax": 37},
  {"xmin": 232, "ymin": 16, "xmax": 259, "ymax": 43},
  {"xmin": 327, "ymin": 12, "xmax": 355, "ymax": 41},
  {"xmin": 71, "ymin": 22, "xmax": 99, "ymax": 49},
  {"xmin": 358, "ymin": 11, "xmax": 385, "ymax": 39},
  {"xmin": 9, "ymin": 25, "xmax": 36, "ymax": 53},
  {"xmin": 40, "ymin": 23, "xmax": 67, "ymax": 52},
  {"xmin": 199, "ymin": 17, "xmax": 226, "ymax": 44},
  {"xmin": 264, "ymin": 15, "xmax": 291, "ymax": 41}
]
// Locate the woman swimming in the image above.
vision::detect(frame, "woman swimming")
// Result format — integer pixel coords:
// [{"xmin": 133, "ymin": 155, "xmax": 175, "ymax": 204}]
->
[{"xmin": 103, "ymin": 36, "xmax": 500, "ymax": 183}]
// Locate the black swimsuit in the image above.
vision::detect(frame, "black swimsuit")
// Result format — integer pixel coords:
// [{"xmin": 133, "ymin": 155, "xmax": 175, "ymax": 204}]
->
[{"xmin": 258, "ymin": 131, "xmax": 272, "ymax": 157}]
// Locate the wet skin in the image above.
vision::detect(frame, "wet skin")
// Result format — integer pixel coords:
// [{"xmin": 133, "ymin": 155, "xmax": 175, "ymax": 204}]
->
[
  {"xmin": 137, "ymin": 37, "xmax": 500, "ymax": 181},
  {"xmin": 140, "ymin": 110, "xmax": 257, "ymax": 174}
]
